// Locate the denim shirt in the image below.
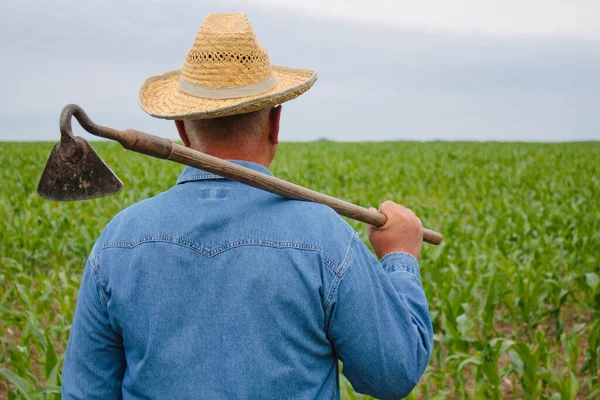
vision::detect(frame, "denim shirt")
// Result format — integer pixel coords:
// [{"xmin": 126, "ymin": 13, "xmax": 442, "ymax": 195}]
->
[{"xmin": 62, "ymin": 161, "xmax": 433, "ymax": 400}]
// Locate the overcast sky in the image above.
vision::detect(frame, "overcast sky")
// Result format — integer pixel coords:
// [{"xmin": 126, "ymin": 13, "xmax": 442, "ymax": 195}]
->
[{"xmin": 1, "ymin": 0, "xmax": 598, "ymax": 142}]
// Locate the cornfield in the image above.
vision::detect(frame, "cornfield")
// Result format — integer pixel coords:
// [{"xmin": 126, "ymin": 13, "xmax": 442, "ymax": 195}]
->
[{"xmin": 1, "ymin": 141, "xmax": 599, "ymax": 399}]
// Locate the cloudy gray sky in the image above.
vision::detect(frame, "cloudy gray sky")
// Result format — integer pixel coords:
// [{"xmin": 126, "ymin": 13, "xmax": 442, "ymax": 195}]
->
[{"xmin": 1, "ymin": 0, "xmax": 598, "ymax": 142}]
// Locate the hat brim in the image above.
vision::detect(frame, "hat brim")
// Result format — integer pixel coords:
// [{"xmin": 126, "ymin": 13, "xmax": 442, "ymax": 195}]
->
[{"xmin": 138, "ymin": 66, "xmax": 317, "ymax": 120}]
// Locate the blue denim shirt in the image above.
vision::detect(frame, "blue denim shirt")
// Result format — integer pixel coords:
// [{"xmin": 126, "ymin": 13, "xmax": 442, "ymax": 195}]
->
[{"xmin": 62, "ymin": 161, "xmax": 433, "ymax": 400}]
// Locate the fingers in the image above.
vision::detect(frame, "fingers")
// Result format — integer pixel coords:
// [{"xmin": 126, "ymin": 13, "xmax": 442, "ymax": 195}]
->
[
  {"xmin": 379, "ymin": 201, "xmax": 414, "ymax": 219},
  {"xmin": 371, "ymin": 201, "xmax": 421, "ymax": 229},
  {"xmin": 367, "ymin": 200, "xmax": 424, "ymax": 259},
  {"xmin": 378, "ymin": 200, "xmax": 397, "ymax": 215},
  {"xmin": 376, "ymin": 201, "xmax": 423, "ymax": 231}
]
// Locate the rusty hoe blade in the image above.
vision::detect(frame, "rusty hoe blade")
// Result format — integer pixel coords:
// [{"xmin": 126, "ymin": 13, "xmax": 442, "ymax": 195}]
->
[{"xmin": 37, "ymin": 105, "xmax": 123, "ymax": 201}]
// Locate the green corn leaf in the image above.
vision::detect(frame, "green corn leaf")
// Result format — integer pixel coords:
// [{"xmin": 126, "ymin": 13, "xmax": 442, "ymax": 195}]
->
[
  {"xmin": 566, "ymin": 370, "xmax": 579, "ymax": 400},
  {"xmin": 30, "ymin": 386, "xmax": 61, "ymax": 396},
  {"xmin": 586, "ymin": 272, "xmax": 599, "ymax": 291},
  {"xmin": 0, "ymin": 368, "xmax": 34, "ymax": 400},
  {"xmin": 456, "ymin": 314, "xmax": 474, "ymax": 337},
  {"xmin": 46, "ymin": 361, "xmax": 61, "ymax": 389},
  {"xmin": 14, "ymin": 283, "xmax": 32, "ymax": 307},
  {"xmin": 458, "ymin": 356, "xmax": 483, "ymax": 374},
  {"xmin": 45, "ymin": 334, "xmax": 58, "ymax": 380},
  {"xmin": 498, "ymin": 339, "xmax": 516, "ymax": 357},
  {"xmin": 587, "ymin": 381, "xmax": 600, "ymax": 399}
]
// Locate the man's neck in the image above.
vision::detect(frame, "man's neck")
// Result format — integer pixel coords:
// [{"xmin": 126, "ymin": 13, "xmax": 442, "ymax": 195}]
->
[{"xmin": 188, "ymin": 145, "xmax": 271, "ymax": 168}]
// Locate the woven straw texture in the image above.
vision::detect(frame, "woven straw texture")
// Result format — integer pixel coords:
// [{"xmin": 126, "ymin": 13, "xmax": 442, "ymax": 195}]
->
[{"xmin": 139, "ymin": 13, "xmax": 317, "ymax": 120}]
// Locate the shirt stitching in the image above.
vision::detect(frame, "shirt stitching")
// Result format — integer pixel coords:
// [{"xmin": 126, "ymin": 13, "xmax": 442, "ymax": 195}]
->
[
  {"xmin": 89, "ymin": 255, "xmax": 108, "ymax": 305},
  {"xmin": 380, "ymin": 253, "xmax": 421, "ymax": 279},
  {"xmin": 323, "ymin": 232, "xmax": 357, "ymax": 312},
  {"xmin": 100, "ymin": 235, "xmax": 341, "ymax": 275},
  {"xmin": 323, "ymin": 275, "xmax": 341, "ymax": 317},
  {"xmin": 176, "ymin": 163, "xmax": 274, "ymax": 184},
  {"xmin": 380, "ymin": 252, "xmax": 417, "ymax": 265},
  {"xmin": 385, "ymin": 263, "xmax": 421, "ymax": 279},
  {"xmin": 336, "ymin": 231, "xmax": 357, "ymax": 279},
  {"xmin": 177, "ymin": 174, "xmax": 226, "ymax": 183}
]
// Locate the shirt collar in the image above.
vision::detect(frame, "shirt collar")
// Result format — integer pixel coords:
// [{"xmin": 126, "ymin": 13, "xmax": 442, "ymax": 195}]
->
[{"xmin": 176, "ymin": 160, "xmax": 273, "ymax": 185}]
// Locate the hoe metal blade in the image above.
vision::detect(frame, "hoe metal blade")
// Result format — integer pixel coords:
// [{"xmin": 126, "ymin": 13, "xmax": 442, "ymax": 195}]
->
[{"xmin": 37, "ymin": 136, "xmax": 123, "ymax": 201}]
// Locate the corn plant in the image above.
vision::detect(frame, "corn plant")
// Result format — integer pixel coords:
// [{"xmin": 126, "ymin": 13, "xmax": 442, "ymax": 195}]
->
[{"xmin": 1, "ymin": 141, "xmax": 599, "ymax": 398}]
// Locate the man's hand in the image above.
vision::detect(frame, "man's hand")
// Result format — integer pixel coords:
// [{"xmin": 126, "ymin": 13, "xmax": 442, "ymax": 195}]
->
[{"xmin": 367, "ymin": 201, "xmax": 423, "ymax": 260}]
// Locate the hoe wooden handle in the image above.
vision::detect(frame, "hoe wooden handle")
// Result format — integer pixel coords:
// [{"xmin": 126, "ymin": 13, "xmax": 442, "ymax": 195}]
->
[
  {"xmin": 168, "ymin": 145, "xmax": 443, "ymax": 245},
  {"xmin": 60, "ymin": 104, "xmax": 443, "ymax": 245},
  {"xmin": 167, "ymin": 144, "xmax": 444, "ymax": 245}
]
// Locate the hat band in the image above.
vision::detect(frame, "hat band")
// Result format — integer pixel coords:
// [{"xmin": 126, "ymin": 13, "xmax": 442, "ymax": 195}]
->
[{"xmin": 178, "ymin": 73, "xmax": 277, "ymax": 100}]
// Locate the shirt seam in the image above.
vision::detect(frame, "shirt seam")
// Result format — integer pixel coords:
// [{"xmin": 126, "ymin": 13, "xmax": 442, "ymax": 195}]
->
[
  {"xmin": 385, "ymin": 263, "xmax": 421, "ymax": 279},
  {"xmin": 176, "ymin": 163, "xmax": 274, "ymax": 184},
  {"xmin": 100, "ymin": 235, "xmax": 342, "ymax": 275},
  {"xmin": 380, "ymin": 251, "xmax": 417, "ymax": 264},
  {"xmin": 323, "ymin": 231, "xmax": 358, "ymax": 312},
  {"xmin": 380, "ymin": 252, "xmax": 421, "ymax": 279},
  {"xmin": 177, "ymin": 174, "xmax": 227, "ymax": 183},
  {"xmin": 89, "ymin": 255, "xmax": 109, "ymax": 305}
]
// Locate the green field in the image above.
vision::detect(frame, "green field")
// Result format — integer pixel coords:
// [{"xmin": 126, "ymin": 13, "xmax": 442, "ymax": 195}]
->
[{"xmin": 1, "ymin": 141, "xmax": 599, "ymax": 399}]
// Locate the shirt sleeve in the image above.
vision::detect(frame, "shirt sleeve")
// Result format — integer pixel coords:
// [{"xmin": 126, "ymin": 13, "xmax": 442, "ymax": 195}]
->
[
  {"xmin": 326, "ymin": 234, "xmax": 433, "ymax": 400},
  {"xmin": 62, "ymin": 256, "xmax": 126, "ymax": 399}
]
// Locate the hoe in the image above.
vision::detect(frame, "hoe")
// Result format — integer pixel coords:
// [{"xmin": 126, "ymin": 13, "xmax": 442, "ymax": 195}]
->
[{"xmin": 37, "ymin": 104, "xmax": 443, "ymax": 245}]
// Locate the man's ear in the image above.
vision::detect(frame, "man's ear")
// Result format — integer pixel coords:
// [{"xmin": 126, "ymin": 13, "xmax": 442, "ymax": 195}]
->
[
  {"xmin": 175, "ymin": 120, "xmax": 191, "ymax": 148},
  {"xmin": 268, "ymin": 105, "xmax": 282, "ymax": 145}
]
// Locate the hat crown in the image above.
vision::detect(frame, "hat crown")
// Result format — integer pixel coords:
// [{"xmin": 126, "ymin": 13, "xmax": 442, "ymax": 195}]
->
[
  {"xmin": 201, "ymin": 13, "xmax": 252, "ymax": 33},
  {"xmin": 181, "ymin": 13, "xmax": 272, "ymax": 89}
]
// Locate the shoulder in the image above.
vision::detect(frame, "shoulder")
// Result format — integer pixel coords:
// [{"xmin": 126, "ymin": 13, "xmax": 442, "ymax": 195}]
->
[
  {"xmin": 260, "ymin": 196, "xmax": 360, "ymax": 268},
  {"xmin": 286, "ymin": 200, "xmax": 354, "ymax": 239},
  {"xmin": 92, "ymin": 189, "xmax": 174, "ymax": 248}
]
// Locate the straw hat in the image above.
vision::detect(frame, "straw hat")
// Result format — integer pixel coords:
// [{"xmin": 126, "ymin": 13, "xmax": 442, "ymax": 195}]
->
[{"xmin": 138, "ymin": 13, "xmax": 317, "ymax": 120}]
